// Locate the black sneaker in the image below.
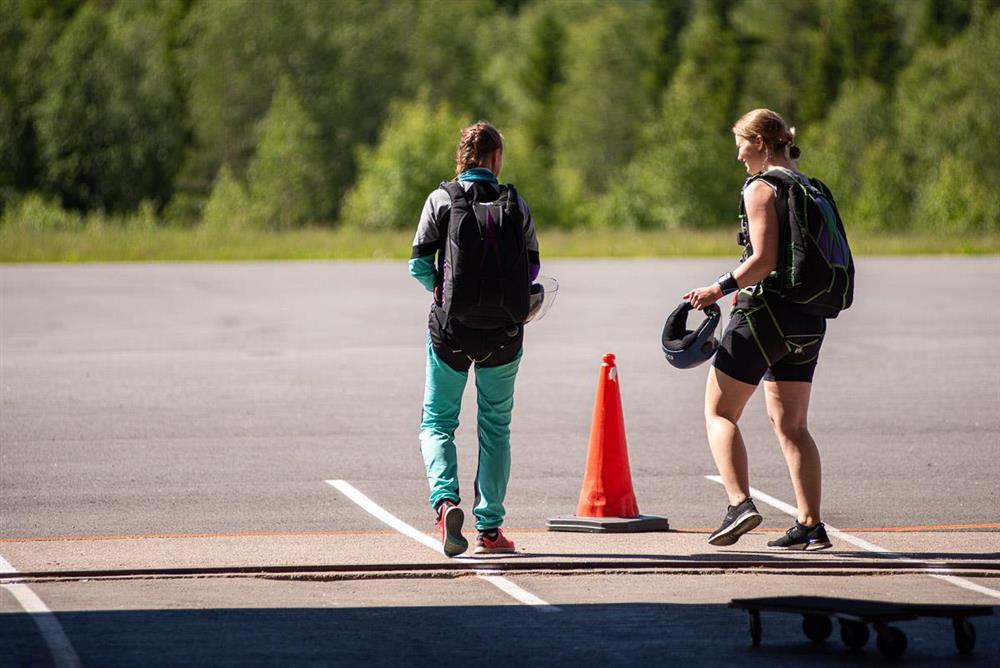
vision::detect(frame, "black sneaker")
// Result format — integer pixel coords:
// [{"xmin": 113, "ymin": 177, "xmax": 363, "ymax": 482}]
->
[
  {"xmin": 768, "ymin": 522, "xmax": 833, "ymax": 551},
  {"xmin": 708, "ymin": 498, "xmax": 763, "ymax": 546}
]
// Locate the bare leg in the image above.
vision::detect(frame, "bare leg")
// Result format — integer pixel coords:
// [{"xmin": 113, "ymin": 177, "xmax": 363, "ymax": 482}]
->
[
  {"xmin": 764, "ymin": 380, "xmax": 822, "ymax": 525},
  {"xmin": 705, "ymin": 367, "xmax": 758, "ymax": 506}
]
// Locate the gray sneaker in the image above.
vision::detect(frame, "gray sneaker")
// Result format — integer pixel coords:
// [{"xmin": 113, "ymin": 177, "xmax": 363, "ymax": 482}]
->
[
  {"xmin": 768, "ymin": 522, "xmax": 832, "ymax": 551},
  {"xmin": 708, "ymin": 498, "xmax": 763, "ymax": 546}
]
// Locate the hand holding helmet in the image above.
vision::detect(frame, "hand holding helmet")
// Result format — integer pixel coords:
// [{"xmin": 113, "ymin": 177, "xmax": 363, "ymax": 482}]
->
[{"xmin": 661, "ymin": 301, "xmax": 722, "ymax": 369}]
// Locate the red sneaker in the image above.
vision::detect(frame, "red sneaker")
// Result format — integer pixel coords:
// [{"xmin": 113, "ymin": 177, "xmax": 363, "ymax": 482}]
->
[
  {"xmin": 474, "ymin": 528, "xmax": 515, "ymax": 554},
  {"xmin": 435, "ymin": 501, "xmax": 468, "ymax": 558}
]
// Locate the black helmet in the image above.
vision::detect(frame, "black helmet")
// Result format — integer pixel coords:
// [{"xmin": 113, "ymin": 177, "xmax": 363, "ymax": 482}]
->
[{"xmin": 661, "ymin": 302, "xmax": 721, "ymax": 369}]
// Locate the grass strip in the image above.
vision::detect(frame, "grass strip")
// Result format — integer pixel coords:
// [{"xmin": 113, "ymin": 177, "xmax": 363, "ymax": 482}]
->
[{"xmin": 2, "ymin": 226, "xmax": 998, "ymax": 263}]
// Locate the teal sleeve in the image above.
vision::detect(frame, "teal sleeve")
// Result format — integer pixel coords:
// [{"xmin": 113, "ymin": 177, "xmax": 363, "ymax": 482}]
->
[{"xmin": 409, "ymin": 255, "xmax": 436, "ymax": 292}]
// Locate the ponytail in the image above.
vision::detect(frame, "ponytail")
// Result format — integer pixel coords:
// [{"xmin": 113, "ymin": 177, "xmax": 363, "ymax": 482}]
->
[{"xmin": 455, "ymin": 122, "xmax": 504, "ymax": 177}]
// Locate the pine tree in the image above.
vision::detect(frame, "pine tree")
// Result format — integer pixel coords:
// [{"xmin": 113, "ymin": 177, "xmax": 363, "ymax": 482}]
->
[
  {"xmin": 602, "ymin": 2, "xmax": 742, "ymax": 229},
  {"xmin": 34, "ymin": 3, "xmax": 184, "ymax": 213},
  {"xmin": 247, "ymin": 78, "xmax": 329, "ymax": 230},
  {"xmin": 201, "ymin": 165, "xmax": 250, "ymax": 232},
  {"xmin": 552, "ymin": 2, "xmax": 660, "ymax": 199}
]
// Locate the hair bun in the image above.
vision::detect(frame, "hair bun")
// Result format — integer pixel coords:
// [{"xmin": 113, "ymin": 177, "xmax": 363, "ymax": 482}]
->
[{"xmin": 789, "ymin": 145, "xmax": 801, "ymax": 159}]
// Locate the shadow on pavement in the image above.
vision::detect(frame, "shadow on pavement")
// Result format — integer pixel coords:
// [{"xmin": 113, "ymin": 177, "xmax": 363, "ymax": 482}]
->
[
  {"xmin": 718, "ymin": 550, "xmax": 1000, "ymax": 562},
  {"xmin": 3, "ymin": 601, "xmax": 998, "ymax": 667},
  {"xmin": 512, "ymin": 550, "xmax": 1000, "ymax": 564}
]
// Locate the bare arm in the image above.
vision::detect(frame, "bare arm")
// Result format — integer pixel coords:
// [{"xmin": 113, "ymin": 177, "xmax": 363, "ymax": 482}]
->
[
  {"xmin": 733, "ymin": 180, "xmax": 779, "ymax": 286},
  {"xmin": 683, "ymin": 180, "xmax": 779, "ymax": 309}
]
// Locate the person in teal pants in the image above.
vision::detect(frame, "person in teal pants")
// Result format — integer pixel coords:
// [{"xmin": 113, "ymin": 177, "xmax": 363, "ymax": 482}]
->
[{"xmin": 409, "ymin": 121, "xmax": 540, "ymax": 557}]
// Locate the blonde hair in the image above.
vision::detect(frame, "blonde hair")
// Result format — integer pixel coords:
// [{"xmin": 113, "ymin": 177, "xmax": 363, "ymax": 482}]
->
[
  {"xmin": 455, "ymin": 121, "xmax": 504, "ymax": 177},
  {"xmin": 733, "ymin": 108, "xmax": 800, "ymax": 159}
]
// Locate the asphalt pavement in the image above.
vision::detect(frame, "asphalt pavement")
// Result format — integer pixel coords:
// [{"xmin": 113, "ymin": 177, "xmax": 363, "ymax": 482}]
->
[{"xmin": 1, "ymin": 258, "xmax": 998, "ymax": 666}]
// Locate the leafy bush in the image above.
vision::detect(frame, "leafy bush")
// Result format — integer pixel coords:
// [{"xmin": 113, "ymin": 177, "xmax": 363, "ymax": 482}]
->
[
  {"xmin": 201, "ymin": 165, "xmax": 251, "ymax": 232},
  {"xmin": 1, "ymin": 193, "xmax": 83, "ymax": 231},
  {"xmin": 894, "ymin": 10, "xmax": 1000, "ymax": 232},
  {"xmin": 247, "ymin": 78, "xmax": 330, "ymax": 229},
  {"xmin": 341, "ymin": 98, "xmax": 464, "ymax": 230},
  {"xmin": 914, "ymin": 156, "xmax": 1000, "ymax": 233}
]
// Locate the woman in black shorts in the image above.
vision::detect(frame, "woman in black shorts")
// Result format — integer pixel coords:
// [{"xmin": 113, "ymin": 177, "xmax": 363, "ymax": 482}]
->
[{"xmin": 683, "ymin": 108, "xmax": 833, "ymax": 551}]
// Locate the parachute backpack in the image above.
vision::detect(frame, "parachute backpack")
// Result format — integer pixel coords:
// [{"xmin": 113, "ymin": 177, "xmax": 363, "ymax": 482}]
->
[
  {"xmin": 661, "ymin": 302, "xmax": 721, "ymax": 369},
  {"xmin": 438, "ymin": 181, "xmax": 531, "ymax": 329},
  {"xmin": 741, "ymin": 168, "xmax": 854, "ymax": 318}
]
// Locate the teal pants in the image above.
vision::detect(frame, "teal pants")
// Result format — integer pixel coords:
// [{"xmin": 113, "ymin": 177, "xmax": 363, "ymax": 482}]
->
[{"xmin": 419, "ymin": 336, "xmax": 521, "ymax": 531}]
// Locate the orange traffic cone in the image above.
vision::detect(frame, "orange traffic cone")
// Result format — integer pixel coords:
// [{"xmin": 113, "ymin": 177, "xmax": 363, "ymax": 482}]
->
[{"xmin": 547, "ymin": 353, "xmax": 669, "ymax": 532}]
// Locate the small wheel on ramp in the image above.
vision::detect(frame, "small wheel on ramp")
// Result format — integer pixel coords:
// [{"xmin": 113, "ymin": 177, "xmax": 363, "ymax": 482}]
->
[
  {"xmin": 876, "ymin": 625, "xmax": 907, "ymax": 659},
  {"xmin": 839, "ymin": 620, "xmax": 869, "ymax": 650},
  {"xmin": 748, "ymin": 610, "xmax": 762, "ymax": 648},
  {"xmin": 802, "ymin": 614, "xmax": 832, "ymax": 643},
  {"xmin": 953, "ymin": 617, "xmax": 976, "ymax": 655}
]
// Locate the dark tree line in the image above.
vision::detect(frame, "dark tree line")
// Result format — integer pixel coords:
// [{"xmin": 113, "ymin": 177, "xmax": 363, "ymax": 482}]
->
[{"xmin": 1, "ymin": 0, "xmax": 998, "ymax": 233}]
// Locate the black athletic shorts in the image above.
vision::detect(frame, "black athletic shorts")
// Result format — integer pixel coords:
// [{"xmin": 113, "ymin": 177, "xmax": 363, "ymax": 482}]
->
[{"xmin": 713, "ymin": 294, "xmax": 826, "ymax": 385}]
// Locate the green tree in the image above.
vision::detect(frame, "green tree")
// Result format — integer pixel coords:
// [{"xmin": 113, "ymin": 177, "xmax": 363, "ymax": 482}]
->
[
  {"xmin": 1, "ymin": 0, "xmax": 85, "ymax": 209},
  {"xmin": 898, "ymin": 0, "xmax": 982, "ymax": 50},
  {"xmin": 34, "ymin": 2, "xmax": 185, "ymax": 212},
  {"xmin": 340, "ymin": 98, "xmax": 464, "ymax": 230},
  {"xmin": 914, "ymin": 155, "xmax": 1000, "ymax": 232},
  {"xmin": 827, "ymin": 0, "xmax": 902, "ymax": 86},
  {"xmin": 800, "ymin": 79, "xmax": 887, "ymax": 206},
  {"xmin": 246, "ymin": 79, "xmax": 329, "ymax": 230},
  {"xmin": 551, "ymin": 1, "xmax": 660, "ymax": 200},
  {"xmin": 179, "ymin": 0, "xmax": 312, "ymax": 190},
  {"xmin": 897, "ymin": 9, "xmax": 1000, "ymax": 231},
  {"xmin": 402, "ymin": 1, "xmax": 494, "ymax": 115},
  {"xmin": 800, "ymin": 79, "xmax": 906, "ymax": 231},
  {"xmin": 649, "ymin": 0, "xmax": 694, "ymax": 96},
  {"xmin": 509, "ymin": 4, "xmax": 566, "ymax": 166},
  {"xmin": 485, "ymin": 2, "xmax": 569, "ymax": 227},
  {"xmin": 0, "ymin": 0, "xmax": 28, "ymax": 208},
  {"xmin": 601, "ymin": 2, "xmax": 742, "ymax": 229},
  {"xmin": 730, "ymin": 0, "xmax": 822, "ymax": 124},
  {"xmin": 732, "ymin": 0, "xmax": 900, "ymax": 125},
  {"xmin": 180, "ymin": 0, "xmax": 454, "ymax": 222},
  {"xmin": 201, "ymin": 164, "xmax": 250, "ymax": 232}
]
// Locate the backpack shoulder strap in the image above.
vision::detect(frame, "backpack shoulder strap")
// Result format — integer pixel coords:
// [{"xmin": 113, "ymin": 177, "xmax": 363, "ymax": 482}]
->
[
  {"xmin": 753, "ymin": 169, "xmax": 797, "ymax": 192},
  {"xmin": 809, "ymin": 176, "xmax": 837, "ymax": 204},
  {"xmin": 435, "ymin": 181, "xmax": 469, "ymax": 286},
  {"xmin": 439, "ymin": 179, "xmax": 466, "ymax": 203},
  {"xmin": 498, "ymin": 183, "xmax": 519, "ymax": 212}
]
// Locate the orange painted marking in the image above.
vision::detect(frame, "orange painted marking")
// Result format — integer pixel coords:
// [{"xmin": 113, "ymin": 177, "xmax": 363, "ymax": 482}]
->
[
  {"xmin": 839, "ymin": 523, "xmax": 1000, "ymax": 532},
  {"xmin": 1, "ymin": 523, "xmax": 996, "ymax": 543},
  {"xmin": 0, "ymin": 530, "xmax": 400, "ymax": 543}
]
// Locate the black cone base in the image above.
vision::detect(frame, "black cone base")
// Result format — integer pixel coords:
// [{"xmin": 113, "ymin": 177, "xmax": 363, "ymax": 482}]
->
[{"xmin": 546, "ymin": 514, "xmax": 670, "ymax": 533}]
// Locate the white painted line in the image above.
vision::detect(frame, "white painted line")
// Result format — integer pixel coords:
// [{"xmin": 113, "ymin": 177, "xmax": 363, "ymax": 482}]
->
[
  {"xmin": 326, "ymin": 479, "xmax": 444, "ymax": 554},
  {"xmin": 0, "ymin": 554, "xmax": 16, "ymax": 575},
  {"xmin": 475, "ymin": 571, "xmax": 559, "ymax": 610},
  {"xmin": 705, "ymin": 475, "xmax": 1000, "ymax": 601},
  {"xmin": 325, "ymin": 479, "xmax": 560, "ymax": 612},
  {"xmin": 704, "ymin": 476, "xmax": 908, "ymax": 556},
  {"xmin": 928, "ymin": 574, "xmax": 1000, "ymax": 599},
  {"xmin": 1, "ymin": 554, "xmax": 83, "ymax": 668}
]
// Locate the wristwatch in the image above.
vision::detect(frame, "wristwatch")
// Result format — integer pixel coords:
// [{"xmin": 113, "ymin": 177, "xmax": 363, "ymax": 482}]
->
[{"xmin": 717, "ymin": 271, "xmax": 739, "ymax": 295}]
